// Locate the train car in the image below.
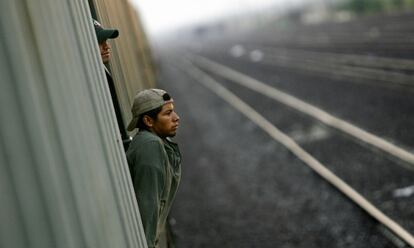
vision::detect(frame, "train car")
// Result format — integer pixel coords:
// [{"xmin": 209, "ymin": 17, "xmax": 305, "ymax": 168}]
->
[{"xmin": 0, "ymin": 0, "xmax": 155, "ymax": 247}]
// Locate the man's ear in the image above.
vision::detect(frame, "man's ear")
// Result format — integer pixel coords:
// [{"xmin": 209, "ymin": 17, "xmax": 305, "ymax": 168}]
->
[{"xmin": 143, "ymin": 115, "xmax": 154, "ymax": 127}]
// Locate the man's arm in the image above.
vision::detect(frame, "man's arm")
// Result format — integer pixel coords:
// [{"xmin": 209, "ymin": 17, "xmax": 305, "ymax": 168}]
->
[{"xmin": 132, "ymin": 140, "xmax": 166, "ymax": 248}]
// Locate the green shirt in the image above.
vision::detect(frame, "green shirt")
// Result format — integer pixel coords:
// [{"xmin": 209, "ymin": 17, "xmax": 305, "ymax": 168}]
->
[{"xmin": 126, "ymin": 130, "xmax": 181, "ymax": 248}]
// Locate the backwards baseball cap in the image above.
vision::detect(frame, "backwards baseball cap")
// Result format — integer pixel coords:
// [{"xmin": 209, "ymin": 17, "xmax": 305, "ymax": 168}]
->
[
  {"xmin": 127, "ymin": 89, "xmax": 174, "ymax": 131},
  {"xmin": 93, "ymin": 19, "xmax": 119, "ymax": 43}
]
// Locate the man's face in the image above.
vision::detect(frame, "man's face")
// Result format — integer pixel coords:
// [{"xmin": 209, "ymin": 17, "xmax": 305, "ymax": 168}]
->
[
  {"xmin": 99, "ymin": 40, "xmax": 111, "ymax": 64},
  {"xmin": 150, "ymin": 102, "xmax": 180, "ymax": 138}
]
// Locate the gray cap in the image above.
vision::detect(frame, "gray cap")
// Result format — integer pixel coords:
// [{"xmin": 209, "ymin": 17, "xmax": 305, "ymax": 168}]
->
[{"xmin": 127, "ymin": 89, "xmax": 173, "ymax": 131}]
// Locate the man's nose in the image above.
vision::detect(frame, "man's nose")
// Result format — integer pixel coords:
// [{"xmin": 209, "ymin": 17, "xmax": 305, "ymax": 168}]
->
[
  {"xmin": 103, "ymin": 41, "xmax": 110, "ymax": 49},
  {"xmin": 173, "ymin": 112, "xmax": 180, "ymax": 121}
]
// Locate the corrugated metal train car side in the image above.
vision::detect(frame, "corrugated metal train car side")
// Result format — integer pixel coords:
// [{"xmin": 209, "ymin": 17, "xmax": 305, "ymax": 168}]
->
[{"xmin": 0, "ymin": 0, "xmax": 155, "ymax": 247}]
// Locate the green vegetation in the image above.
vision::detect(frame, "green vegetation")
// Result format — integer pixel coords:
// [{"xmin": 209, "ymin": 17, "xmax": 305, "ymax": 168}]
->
[{"xmin": 338, "ymin": 0, "xmax": 414, "ymax": 14}]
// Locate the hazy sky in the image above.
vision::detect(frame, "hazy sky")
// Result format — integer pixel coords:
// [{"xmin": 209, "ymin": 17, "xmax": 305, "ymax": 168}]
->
[{"xmin": 131, "ymin": 0, "xmax": 308, "ymax": 34}]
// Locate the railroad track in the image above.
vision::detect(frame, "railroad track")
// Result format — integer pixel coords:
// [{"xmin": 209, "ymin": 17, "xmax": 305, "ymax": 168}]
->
[
  {"xmin": 238, "ymin": 45, "xmax": 414, "ymax": 72},
  {"xmin": 214, "ymin": 11, "xmax": 414, "ymax": 58},
  {"xmin": 170, "ymin": 53, "xmax": 414, "ymax": 247},
  {"xmin": 204, "ymin": 44, "xmax": 414, "ymax": 88},
  {"xmin": 193, "ymin": 11, "xmax": 414, "ymax": 89}
]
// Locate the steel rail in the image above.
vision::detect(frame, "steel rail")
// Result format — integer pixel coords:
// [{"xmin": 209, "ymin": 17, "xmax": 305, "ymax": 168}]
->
[
  {"xmin": 217, "ymin": 46, "xmax": 414, "ymax": 87},
  {"xmin": 243, "ymin": 46, "xmax": 414, "ymax": 71},
  {"xmin": 190, "ymin": 54, "xmax": 414, "ymax": 168}
]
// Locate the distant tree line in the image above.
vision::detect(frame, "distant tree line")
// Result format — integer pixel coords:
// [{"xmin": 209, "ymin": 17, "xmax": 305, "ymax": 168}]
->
[{"xmin": 338, "ymin": 0, "xmax": 414, "ymax": 14}]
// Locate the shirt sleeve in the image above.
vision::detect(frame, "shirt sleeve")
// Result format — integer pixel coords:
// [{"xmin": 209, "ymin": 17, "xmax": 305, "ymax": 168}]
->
[{"xmin": 132, "ymin": 140, "xmax": 166, "ymax": 248}]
